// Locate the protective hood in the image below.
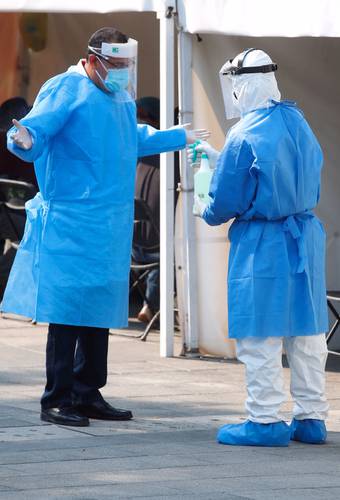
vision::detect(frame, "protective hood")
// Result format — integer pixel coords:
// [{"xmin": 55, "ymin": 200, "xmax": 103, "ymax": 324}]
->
[{"xmin": 219, "ymin": 48, "xmax": 281, "ymax": 120}]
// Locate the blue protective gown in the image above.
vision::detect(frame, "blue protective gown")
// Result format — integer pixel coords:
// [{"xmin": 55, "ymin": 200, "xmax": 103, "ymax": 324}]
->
[
  {"xmin": 1, "ymin": 66, "xmax": 186, "ymax": 328},
  {"xmin": 203, "ymin": 101, "xmax": 328, "ymax": 339}
]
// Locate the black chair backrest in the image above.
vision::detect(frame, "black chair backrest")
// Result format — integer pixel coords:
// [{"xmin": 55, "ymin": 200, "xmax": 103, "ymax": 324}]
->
[
  {"xmin": 0, "ymin": 205, "xmax": 22, "ymax": 241},
  {"xmin": 0, "ymin": 179, "xmax": 38, "ymax": 241},
  {"xmin": 133, "ymin": 198, "xmax": 160, "ymax": 252},
  {"xmin": 0, "ymin": 178, "xmax": 37, "ymax": 207}
]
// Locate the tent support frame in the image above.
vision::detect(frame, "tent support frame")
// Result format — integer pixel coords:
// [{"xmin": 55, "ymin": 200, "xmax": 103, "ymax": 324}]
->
[
  {"xmin": 177, "ymin": 30, "xmax": 199, "ymax": 354},
  {"xmin": 158, "ymin": 7, "xmax": 175, "ymax": 357}
]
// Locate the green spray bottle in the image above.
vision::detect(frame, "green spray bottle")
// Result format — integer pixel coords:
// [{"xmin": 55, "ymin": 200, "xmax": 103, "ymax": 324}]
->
[{"xmin": 194, "ymin": 152, "xmax": 213, "ymax": 204}]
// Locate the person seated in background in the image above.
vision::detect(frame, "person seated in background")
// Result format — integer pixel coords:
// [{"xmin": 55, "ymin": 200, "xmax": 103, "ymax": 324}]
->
[
  {"xmin": 133, "ymin": 97, "xmax": 180, "ymax": 323},
  {"xmin": 0, "ymin": 97, "xmax": 37, "ymax": 187},
  {"xmin": 133, "ymin": 97, "xmax": 162, "ymax": 323},
  {"xmin": 0, "ymin": 98, "xmax": 38, "ymax": 297}
]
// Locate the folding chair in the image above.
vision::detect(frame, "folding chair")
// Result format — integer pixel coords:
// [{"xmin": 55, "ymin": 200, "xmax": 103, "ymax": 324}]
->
[
  {"xmin": 130, "ymin": 198, "xmax": 160, "ymax": 341},
  {"xmin": 326, "ymin": 291, "xmax": 340, "ymax": 353},
  {"xmin": 0, "ymin": 178, "xmax": 37, "ymax": 243},
  {"xmin": 0, "ymin": 179, "xmax": 37, "ymax": 295}
]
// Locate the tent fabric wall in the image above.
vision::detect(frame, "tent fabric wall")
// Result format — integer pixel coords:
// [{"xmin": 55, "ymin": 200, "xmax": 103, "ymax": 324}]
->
[
  {"xmin": 187, "ymin": 39, "xmax": 234, "ymax": 356},
  {"xmin": 26, "ymin": 12, "xmax": 160, "ymax": 104},
  {"xmin": 0, "ymin": 13, "xmax": 20, "ymax": 103},
  {"xmin": 191, "ymin": 34, "xmax": 340, "ymax": 346},
  {"xmin": 177, "ymin": 0, "xmax": 340, "ymax": 38}
]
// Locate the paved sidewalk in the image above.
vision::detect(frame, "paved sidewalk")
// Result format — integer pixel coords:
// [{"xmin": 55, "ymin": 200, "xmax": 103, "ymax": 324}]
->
[{"xmin": 0, "ymin": 316, "xmax": 340, "ymax": 499}]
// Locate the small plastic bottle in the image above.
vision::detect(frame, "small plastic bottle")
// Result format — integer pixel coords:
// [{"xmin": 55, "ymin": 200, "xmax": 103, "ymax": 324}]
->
[{"xmin": 194, "ymin": 153, "xmax": 213, "ymax": 204}]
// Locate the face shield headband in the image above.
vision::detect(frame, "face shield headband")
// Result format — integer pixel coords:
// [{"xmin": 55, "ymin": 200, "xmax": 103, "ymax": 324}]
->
[
  {"xmin": 88, "ymin": 39, "xmax": 138, "ymax": 60},
  {"xmin": 222, "ymin": 48, "xmax": 278, "ymax": 77},
  {"xmin": 219, "ymin": 48, "xmax": 278, "ymax": 120}
]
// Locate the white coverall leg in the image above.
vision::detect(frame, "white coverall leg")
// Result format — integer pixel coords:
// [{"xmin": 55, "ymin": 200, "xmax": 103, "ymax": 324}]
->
[
  {"xmin": 284, "ymin": 334, "xmax": 329, "ymax": 420},
  {"xmin": 236, "ymin": 337, "xmax": 286, "ymax": 423},
  {"xmin": 236, "ymin": 334, "xmax": 328, "ymax": 423},
  {"xmin": 216, "ymin": 334, "xmax": 328, "ymax": 445},
  {"xmin": 217, "ymin": 337, "xmax": 291, "ymax": 446}
]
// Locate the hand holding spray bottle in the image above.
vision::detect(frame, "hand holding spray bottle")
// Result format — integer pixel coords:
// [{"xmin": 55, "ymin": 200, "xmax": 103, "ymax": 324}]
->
[{"xmin": 189, "ymin": 141, "xmax": 214, "ymax": 216}]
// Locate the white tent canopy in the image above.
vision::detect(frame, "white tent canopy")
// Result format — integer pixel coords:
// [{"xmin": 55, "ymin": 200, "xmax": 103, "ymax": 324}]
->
[
  {"xmin": 178, "ymin": 0, "xmax": 340, "ymax": 37},
  {"xmin": 2, "ymin": 0, "xmax": 340, "ymax": 37},
  {"xmin": 0, "ymin": 0, "xmax": 168, "ymax": 13}
]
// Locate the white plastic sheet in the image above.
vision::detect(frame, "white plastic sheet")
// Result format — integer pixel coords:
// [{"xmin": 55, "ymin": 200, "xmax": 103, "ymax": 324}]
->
[
  {"xmin": 177, "ymin": 0, "xmax": 340, "ymax": 37},
  {"xmin": 0, "ymin": 0, "xmax": 167, "ymax": 14}
]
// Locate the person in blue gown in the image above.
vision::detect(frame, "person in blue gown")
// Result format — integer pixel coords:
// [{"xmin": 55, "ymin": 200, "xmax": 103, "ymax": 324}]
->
[
  {"xmin": 2, "ymin": 27, "xmax": 208, "ymax": 427},
  {"xmin": 192, "ymin": 48, "xmax": 328, "ymax": 446}
]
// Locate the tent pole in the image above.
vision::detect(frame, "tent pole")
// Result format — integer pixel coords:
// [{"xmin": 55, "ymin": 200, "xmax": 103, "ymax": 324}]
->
[
  {"xmin": 177, "ymin": 30, "xmax": 199, "ymax": 353},
  {"xmin": 158, "ymin": 6, "xmax": 175, "ymax": 357}
]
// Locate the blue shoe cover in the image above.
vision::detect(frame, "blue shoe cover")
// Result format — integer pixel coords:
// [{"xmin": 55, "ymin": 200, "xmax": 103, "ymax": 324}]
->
[
  {"xmin": 290, "ymin": 418, "xmax": 327, "ymax": 444},
  {"xmin": 217, "ymin": 420, "xmax": 291, "ymax": 447}
]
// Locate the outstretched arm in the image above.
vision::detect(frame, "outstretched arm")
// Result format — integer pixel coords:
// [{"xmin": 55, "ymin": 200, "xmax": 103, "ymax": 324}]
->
[
  {"xmin": 137, "ymin": 123, "xmax": 209, "ymax": 158},
  {"xmin": 7, "ymin": 81, "xmax": 76, "ymax": 163}
]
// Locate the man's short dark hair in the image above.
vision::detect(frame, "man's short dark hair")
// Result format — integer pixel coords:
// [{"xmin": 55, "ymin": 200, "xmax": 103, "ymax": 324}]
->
[{"xmin": 87, "ymin": 27, "xmax": 128, "ymax": 58}]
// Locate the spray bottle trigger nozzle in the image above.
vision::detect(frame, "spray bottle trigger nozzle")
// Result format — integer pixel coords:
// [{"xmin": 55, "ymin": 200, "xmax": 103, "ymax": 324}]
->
[{"xmin": 190, "ymin": 140, "xmax": 201, "ymax": 164}]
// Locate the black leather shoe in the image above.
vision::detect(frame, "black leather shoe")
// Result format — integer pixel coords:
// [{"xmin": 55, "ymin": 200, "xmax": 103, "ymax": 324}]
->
[
  {"xmin": 75, "ymin": 400, "xmax": 133, "ymax": 421},
  {"xmin": 41, "ymin": 407, "xmax": 90, "ymax": 427}
]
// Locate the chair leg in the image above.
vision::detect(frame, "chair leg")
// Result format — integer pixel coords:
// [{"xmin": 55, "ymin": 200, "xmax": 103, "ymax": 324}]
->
[
  {"xmin": 326, "ymin": 318, "xmax": 340, "ymax": 344},
  {"xmin": 326, "ymin": 300, "xmax": 340, "ymax": 345},
  {"xmin": 139, "ymin": 305, "xmax": 179, "ymax": 341},
  {"xmin": 140, "ymin": 310, "xmax": 160, "ymax": 342},
  {"xmin": 129, "ymin": 269, "xmax": 147, "ymax": 302}
]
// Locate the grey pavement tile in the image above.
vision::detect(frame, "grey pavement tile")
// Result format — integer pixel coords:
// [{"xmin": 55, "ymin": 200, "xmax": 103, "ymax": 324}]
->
[
  {"xmin": 6, "ymin": 454, "xmax": 207, "ymax": 476},
  {"xmin": 248, "ymin": 487, "xmax": 340, "ymax": 500},
  {"xmin": 136, "ymin": 495, "xmax": 251, "ymax": 500},
  {"xmin": 167, "ymin": 473, "xmax": 340, "ymax": 496},
  {"xmin": 181, "ymin": 459, "xmax": 340, "ymax": 478},
  {"xmin": 0, "ymin": 418, "xmax": 43, "ymax": 428},
  {"xmin": 0, "ymin": 470, "xmax": 188, "ymax": 493},
  {"xmin": 0, "ymin": 485, "xmax": 251, "ymax": 500},
  {"xmin": 140, "ymin": 496, "xmax": 251, "ymax": 500},
  {"xmin": 0, "ymin": 441, "xmax": 213, "ymax": 466},
  {"xmin": 0, "ymin": 487, "xmax": 14, "ymax": 495},
  {"xmin": 60, "ymin": 415, "xmax": 235, "ymax": 438},
  {"xmin": 0, "ymin": 436, "xmax": 101, "ymax": 454},
  {"xmin": 0, "ymin": 466, "xmax": 23, "ymax": 479},
  {"xmin": 260, "ymin": 439, "xmax": 340, "ymax": 459},
  {"xmin": 3, "ymin": 464, "xmax": 340, "ymax": 493},
  {"xmin": 1, "ymin": 317, "xmax": 340, "ymax": 499},
  {"xmin": 0, "ymin": 432, "xmax": 154, "ymax": 454},
  {"xmin": 0, "ymin": 424, "xmax": 92, "ymax": 443}
]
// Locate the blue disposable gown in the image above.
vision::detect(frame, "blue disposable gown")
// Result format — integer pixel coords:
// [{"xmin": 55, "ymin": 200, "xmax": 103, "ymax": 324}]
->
[
  {"xmin": 203, "ymin": 101, "xmax": 328, "ymax": 339},
  {"xmin": 2, "ymin": 68, "xmax": 186, "ymax": 328}
]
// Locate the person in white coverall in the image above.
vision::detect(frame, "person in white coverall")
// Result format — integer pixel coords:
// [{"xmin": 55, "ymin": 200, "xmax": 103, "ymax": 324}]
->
[{"xmin": 190, "ymin": 48, "xmax": 329, "ymax": 446}]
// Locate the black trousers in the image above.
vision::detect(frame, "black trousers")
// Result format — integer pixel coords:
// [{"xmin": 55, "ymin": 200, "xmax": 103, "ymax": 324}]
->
[{"xmin": 41, "ymin": 323, "xmax": 109, "ymax": 409}]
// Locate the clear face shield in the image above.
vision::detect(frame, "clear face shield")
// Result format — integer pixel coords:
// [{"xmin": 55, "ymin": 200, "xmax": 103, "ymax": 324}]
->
[
  {"xmin": 219, "ymin": 48, "xmax": 278, "ymax": 120},
  {"xmin": 88, "ymin": 38, "xmax": 138, "ymax": 100},
  {"xmin": 219, "ymin": 61, "xmax": 239, "ymax": 120}
]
